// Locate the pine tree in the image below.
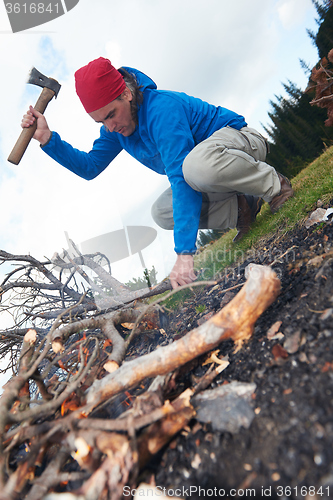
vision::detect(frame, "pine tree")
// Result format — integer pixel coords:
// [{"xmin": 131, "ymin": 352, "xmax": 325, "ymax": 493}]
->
[
  {"xmin": 125, "ymin": 265, "xmax": 158, "ymax": 291},
  {"xmin": 314, "ymin": 1, "xmax": 333, "ymax": 58},
  {"xmin": 197, "ymin": 229, "xmax": 225, "ymax": 247},
  {"xmin": 264, "ymin": 81, "xmax": 333, "ymax": 177},
  {"xmin": 263, "ymin": 1, "xmax": 333, "ymax": 177}
]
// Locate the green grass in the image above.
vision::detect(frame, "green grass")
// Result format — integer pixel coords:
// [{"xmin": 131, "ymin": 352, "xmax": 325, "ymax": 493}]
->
[
  {"xmin": 194, "ymin": 145, "xmax": 333, "ymax": 281},
  {"xmin": 195, "ymin": 304, "xmax": 206, "ymax": 314}
]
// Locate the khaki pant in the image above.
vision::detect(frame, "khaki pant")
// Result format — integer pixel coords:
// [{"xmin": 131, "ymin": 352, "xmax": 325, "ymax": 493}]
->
[{"xmin": 151, "ymin": 126, "xmax": 281, "ymax": 230}]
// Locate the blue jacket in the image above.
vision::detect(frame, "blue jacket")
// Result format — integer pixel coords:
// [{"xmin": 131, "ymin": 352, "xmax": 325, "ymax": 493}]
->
[{"xmin": 42, "ymin": 67, "xmax": 247, "ymax": 254}]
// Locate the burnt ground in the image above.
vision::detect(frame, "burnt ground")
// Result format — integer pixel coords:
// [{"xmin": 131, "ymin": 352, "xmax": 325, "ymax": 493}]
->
[{"xmin": 135, "ymin": 212, "xmax": 333, "ymax": 499}]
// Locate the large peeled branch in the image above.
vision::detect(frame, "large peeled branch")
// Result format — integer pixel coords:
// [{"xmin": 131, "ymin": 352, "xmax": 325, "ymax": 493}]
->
[{"xmin": 85, "ymin": 264, "xmax": 281, "ymax": 410}]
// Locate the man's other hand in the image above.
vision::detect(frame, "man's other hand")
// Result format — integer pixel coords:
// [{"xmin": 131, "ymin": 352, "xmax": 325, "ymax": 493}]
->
[{"xmin": 170, "ymin": 254, "xmax": 197, "ymax": 289}]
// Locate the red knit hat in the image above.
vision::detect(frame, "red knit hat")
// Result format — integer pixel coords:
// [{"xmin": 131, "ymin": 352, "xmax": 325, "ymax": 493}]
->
[{"xmin": 75, "ymin": 57, "xmax": 126, "ymax": 113}]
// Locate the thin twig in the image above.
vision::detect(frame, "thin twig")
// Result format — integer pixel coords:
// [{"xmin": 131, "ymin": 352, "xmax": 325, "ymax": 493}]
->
[{"xmin": 125, "ymin": 280, "xmax": 217, "ymax": 347}]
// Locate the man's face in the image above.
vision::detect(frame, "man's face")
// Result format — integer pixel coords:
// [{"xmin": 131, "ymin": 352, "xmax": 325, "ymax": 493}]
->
[{"xmin": 89, "ymin": 87, "xmax": 136, "ymax": 137}]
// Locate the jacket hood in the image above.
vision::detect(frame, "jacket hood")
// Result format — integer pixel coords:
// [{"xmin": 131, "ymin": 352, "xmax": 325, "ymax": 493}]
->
[{"xmin": 120, "ymin": 66, "xmax": 157, "ymax": 92}]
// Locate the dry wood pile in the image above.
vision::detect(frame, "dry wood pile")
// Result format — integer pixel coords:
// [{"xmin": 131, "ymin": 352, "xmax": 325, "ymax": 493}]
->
[
  {"xmin": 308, "ymin": 47, "xmax": 333, "ymax": 126},
  {"xmin": 0, "ymin": 243, "xmax": 281, "ymax": 499}
]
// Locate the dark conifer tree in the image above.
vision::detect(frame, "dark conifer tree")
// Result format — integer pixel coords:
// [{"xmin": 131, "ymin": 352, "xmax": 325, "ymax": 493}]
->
[
  {"xmin": 263, "ymin": 0, "xmax": 333, "ymax": 178},
  {"xmin": 197, "ymin": 229, "xmax": 225, "ymax": 247}
]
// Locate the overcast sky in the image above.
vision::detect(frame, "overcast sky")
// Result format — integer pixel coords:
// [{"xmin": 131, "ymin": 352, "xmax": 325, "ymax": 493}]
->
[{"xmin": 0, "ymin": 0, "xmax": 319, "ymax": 288}]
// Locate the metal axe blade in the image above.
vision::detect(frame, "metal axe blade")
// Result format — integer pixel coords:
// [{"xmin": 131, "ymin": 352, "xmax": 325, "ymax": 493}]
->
[{"xmin": 28, "ymin": 67, "xmax": 61, "ymax": 97}]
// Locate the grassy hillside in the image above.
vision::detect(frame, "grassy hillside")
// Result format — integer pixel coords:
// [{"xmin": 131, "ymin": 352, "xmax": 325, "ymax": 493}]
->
[{"xmin": 194, "ymin": 145, "xmax": 333, "ymax": 281}]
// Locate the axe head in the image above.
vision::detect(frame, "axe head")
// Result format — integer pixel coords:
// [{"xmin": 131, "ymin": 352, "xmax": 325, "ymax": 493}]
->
[{"xmin": 28, "ymin": 67, "xmax": 61, "ymax": 98}]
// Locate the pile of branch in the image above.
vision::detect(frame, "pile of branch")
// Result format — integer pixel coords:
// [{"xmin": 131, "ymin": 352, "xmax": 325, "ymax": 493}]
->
[
  {"xmin": 0, "ymin": 241, "xmax": 281, "ymax": 499},
  {"xmin": 0, "ymin": 244, "xmax": 172, "ymax": 373},
  {"xmin": 307, "ymin": 48, "xmax": 333, "ymax": 126}
]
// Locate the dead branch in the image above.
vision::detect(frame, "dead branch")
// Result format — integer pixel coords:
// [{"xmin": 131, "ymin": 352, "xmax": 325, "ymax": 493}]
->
[
  {"xmin": 53, "ymin": 249, "xmax": 130, "ymax": 296},
  {"xmin": 10, "ymin": 338, "xmax": 99, "ymax": 424},
  {"xmin": 310, "ymin": 93, "xmax": 333, "ymax": 105},
  {"xmin": 136, "ymin": 388, "xmax": 195, "ymax": 469},
  {"xmin": 62, "ymin": 249, "xmax": 111, "ymax": 300},
  {"xmin": 75, "ymin": 433, "xmax": 138, "ymax": 500},
  {"xmin": 23, "ymin": 450, "xmax": 70, "ymax": 500},
  {"xmin": 0, "ymin": 251, "xmax": 82, "ymax": 302},
  {"xmin": 52, "ymin": 239, "xmax": 172, "ymax": 307},
  {"xmin": 0, "ymin": 295, "xmax": 89, "ymax": 439},
  {"xmin": 50, "ymin": 305, "xmax": 161, "ymax": 370},
  {"xmin": 29, "ymin": 301, "xmax": 99, "ymax": 320},
  {"xmin": 18, "ymin": 330, "xmax": 37, "ymax": 373},
  {"xmin": 76, "ymin": 402, "xmax": 176, "ymax": 433},
  {"xmin": 12, "ymin": 330, "xmax": 38, "ymax": 414},
  {"xmin": 0, "ymin": 245, "xmax": 173, "ymax": 379},
  {"xmin": 307, "ymin": 51, "xmax": 333, "ymax": 126}
]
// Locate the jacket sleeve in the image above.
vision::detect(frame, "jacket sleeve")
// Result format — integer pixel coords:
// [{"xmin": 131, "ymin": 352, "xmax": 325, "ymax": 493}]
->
[
  {"xmin": 147, "ymin": 95, "xmax": 202, "ymax": 254},
  {"xmin": 41, "ymin": 126, "xmax": 123, "ymax": 180}
]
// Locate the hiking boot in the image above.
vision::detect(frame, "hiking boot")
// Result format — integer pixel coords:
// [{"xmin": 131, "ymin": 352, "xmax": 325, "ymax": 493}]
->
[
  {"xmin": 233, "ymin": 194, "xmax": 263, "ymax": 242},
  {"xmin": 269, "ymin": 173, "xmax": 294, "ymax": 214}
]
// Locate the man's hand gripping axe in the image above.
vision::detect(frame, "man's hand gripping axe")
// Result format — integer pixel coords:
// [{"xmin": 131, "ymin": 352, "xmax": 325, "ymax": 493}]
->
[{"xmin": 7, "ymin": 67, "xmax": 61, "ymax": 165}]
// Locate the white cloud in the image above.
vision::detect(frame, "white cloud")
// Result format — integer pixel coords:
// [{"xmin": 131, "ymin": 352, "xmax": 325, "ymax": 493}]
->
[
  {"xmin": 105, "ymin": 41, "xmax": 123, "ymax": 70},
  {"xmin": 277, "ymin": 0, "xmax": 314, "ymax": 29}
]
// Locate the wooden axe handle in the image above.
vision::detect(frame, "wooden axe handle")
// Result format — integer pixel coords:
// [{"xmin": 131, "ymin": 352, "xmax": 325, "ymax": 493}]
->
[{"xmin": 7, "ymin": 87, "xmax": 56, "ymax": 165}]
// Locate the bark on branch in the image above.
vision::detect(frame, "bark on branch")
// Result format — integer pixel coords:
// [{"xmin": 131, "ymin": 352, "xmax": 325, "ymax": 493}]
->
[{"xmin": 51, "ymin": 305, "xmax": 161, "ymax": 370}]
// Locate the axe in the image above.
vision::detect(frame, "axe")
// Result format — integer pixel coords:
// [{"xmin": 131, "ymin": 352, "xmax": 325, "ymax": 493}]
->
[{"xmin": 7, "ymin": 67, "xmax": 61, "ymax": 165}]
